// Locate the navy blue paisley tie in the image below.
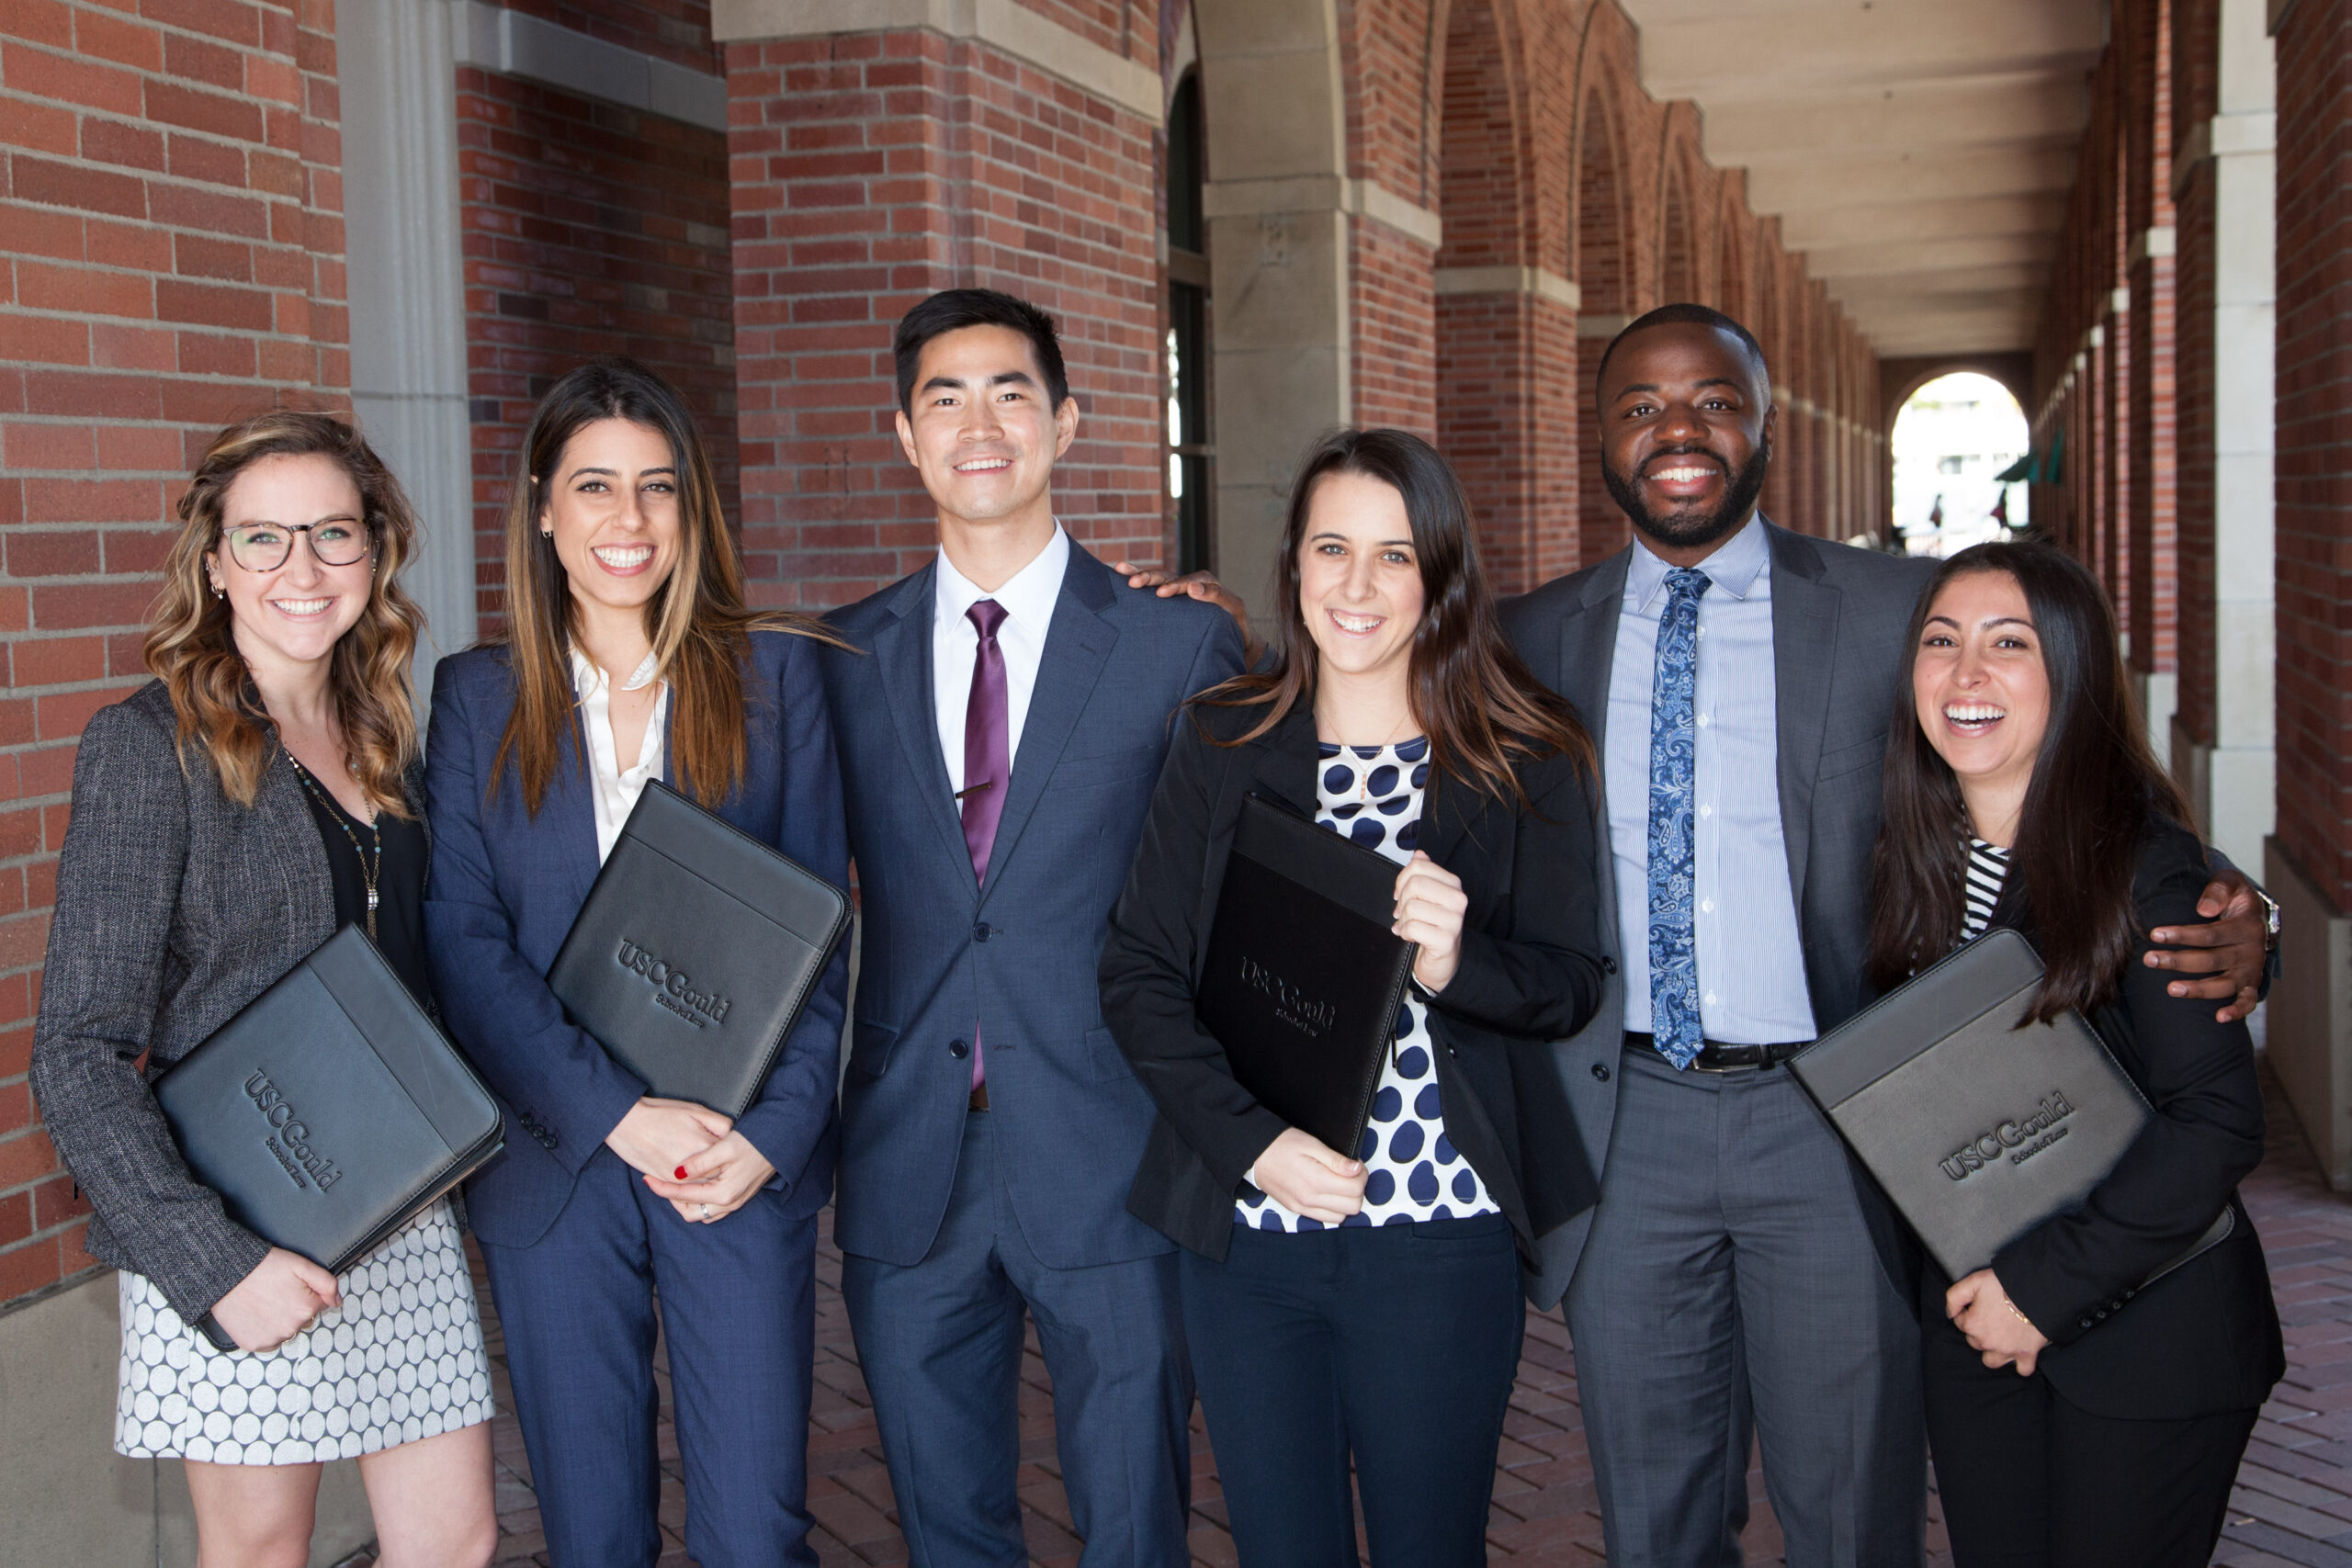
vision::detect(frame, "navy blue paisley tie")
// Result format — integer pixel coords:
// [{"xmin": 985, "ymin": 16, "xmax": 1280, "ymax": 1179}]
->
[{"xmin": 1648, "ymin": 567, "xmax": 1711, "ymax": 1068}]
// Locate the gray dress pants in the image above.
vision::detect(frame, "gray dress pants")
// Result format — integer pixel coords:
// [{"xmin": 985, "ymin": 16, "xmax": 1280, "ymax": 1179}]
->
[{"xmin": 1565, "ymin": 1045, "xmax": 1928, "ymax": 1566}]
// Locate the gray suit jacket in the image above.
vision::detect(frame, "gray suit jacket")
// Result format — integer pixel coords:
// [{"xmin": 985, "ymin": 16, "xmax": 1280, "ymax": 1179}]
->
[
  {"xmin": 29, "ymin": 681, "xmax": 353, "ymax": 1322},
  {"xmin": 1501, "ymin": 521, "xmax": 1937, "ymax": 1307}
]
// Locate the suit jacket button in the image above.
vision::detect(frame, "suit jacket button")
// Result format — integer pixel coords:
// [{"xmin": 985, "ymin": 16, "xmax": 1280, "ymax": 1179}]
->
[
  {"xmin": 973, "ymin": 923, "xmax": 991, "ymax": 942},
  {"xmin": 1591, "ymin": 1063, "xmax": 1611, "ymax": 1082},
  {"xmin": 1601, "ymin": 956, "xmax": 1619, "ymax": 976},
  {"xmin": 949, "ymin": 1039, "xmax": 969, "ymax": 1059}
]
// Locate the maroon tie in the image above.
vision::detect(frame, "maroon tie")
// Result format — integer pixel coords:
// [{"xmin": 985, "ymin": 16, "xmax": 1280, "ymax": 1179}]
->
[{"xmin": 961, "ymin": 599, "xmax": 1010, "ymax": 1089}]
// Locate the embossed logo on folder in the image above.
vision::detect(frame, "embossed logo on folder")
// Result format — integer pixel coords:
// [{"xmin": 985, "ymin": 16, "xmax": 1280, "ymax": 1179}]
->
[
  {"xmin": 1939, "ymin": 1089, "xmax": 2076, "ymax": 1182},
  {"xmin": 243, "ymin": 1068, "xmax": 342, "ymax": 1192},
  {"xmin": 615, "ymin": 937, "xmax": 733, "ymax": 1030}
]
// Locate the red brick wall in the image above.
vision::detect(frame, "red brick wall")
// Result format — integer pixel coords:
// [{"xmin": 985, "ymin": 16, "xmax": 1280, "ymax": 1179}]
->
[
  {"xmin": 2270, "ymin": 0, "xmax": 2352, "ymax": 907},
  {"xmin": 0, "ymin": 0, "xmax": 347, "ymax": 1307},
  {"xmin": 457, "ymin": 65, "xmax": 737, "ymax": 628},
  {"xmin": 726, "ymin": 24, "xmax": 1164, "ymax": 611},
  {"xmin": 2126, "ymin": 0, "xmax": 2177, "ymax": 679},
  {"xmin": 2172, "ymin": 0, "xmax": 2221, "ymax": 747},
  {"xmin": 505, "ymin": 0, "xmax": 720, "ymax": 73},
  {"xmin": 1351, "ymin": 217, "xmax": 1436, "ymax": 434}
]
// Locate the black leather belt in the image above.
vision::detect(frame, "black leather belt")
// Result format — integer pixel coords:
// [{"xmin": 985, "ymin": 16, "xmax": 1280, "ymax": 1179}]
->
[{"xmin": 1623, "ymin": 1032, "xmax": 1811, "ymax": 1073}]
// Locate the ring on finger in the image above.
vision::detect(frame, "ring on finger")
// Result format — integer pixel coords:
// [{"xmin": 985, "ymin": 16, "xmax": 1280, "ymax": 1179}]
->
[{"xmin": 699, "ymin": 1202, "xmax": 713, "ymax": 1221}]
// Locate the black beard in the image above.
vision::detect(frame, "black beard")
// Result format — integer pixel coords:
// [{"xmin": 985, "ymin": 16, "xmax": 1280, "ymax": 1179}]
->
[{"xmin": 1602, "ymin": 442, "xmax": 1771, "ymax": 552}]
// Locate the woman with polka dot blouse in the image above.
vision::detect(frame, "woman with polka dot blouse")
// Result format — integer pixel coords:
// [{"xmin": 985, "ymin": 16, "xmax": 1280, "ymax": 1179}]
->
[
  {"xmin": 1102, "ymin": 427, "xmax": 1610, "ymax": 1566},
  {"xmin": 28, "ymin": 414, "xmax": 496, "ymax": 1568}
]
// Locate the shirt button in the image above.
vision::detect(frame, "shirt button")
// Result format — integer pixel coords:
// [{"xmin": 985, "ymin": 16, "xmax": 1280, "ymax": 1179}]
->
[
  {"xmin": 1704, "ymin": 992, "xmax": 1718, "ymax": 1006},
  {"xmin": 1700, "ymin": 805, "xmax": 1713, "ymax": 818},
  {"xmin": 1701, "ymin": 900, "xmax": 1714, "ymax": 914},
  {"xmin": 1697, "ymin": 715, "xmax": 1712, "ymax": 728}
]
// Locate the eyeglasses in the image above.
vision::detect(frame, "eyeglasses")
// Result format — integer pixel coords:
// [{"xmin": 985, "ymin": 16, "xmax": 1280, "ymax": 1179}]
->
[{"xmin": 220, "ymin": 519, "xmax": 372, "ymax": 573}]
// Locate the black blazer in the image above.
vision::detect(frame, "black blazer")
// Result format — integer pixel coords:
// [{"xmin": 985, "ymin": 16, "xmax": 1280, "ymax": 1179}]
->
[
  {"xmin": 1099, "ymin": 703, "xmax": 1610, "ymax": 1266},
  {"xmin": 1964, "ymin": 821, "xmax": 2285, "ymax": 1420}
]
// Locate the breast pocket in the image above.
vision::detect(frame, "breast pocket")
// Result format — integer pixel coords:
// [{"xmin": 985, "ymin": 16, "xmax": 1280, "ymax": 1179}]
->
[
  {"xmin": 1051, "ymin": 745, "xmax": 1162, "ymax": 792},
  {"xmin": 1815, "ymin": 731, "xmax": 1889, "ymax": 784}
]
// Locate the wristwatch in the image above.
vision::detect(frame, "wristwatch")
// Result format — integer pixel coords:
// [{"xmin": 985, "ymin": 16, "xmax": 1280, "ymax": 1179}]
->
[{"xmin": 2258, "ymin": 886, "xmax": 2283, "ymax": 980}]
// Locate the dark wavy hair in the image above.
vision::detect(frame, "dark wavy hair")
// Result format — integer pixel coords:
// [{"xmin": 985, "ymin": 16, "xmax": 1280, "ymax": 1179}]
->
[
  {"xmin": 1194, "ymin": 427, "xmax": 1593, "ymax": 801},
  {"xmin": 1865, "ymin": 540, "xmax": 2191, "ymax": 1021}
]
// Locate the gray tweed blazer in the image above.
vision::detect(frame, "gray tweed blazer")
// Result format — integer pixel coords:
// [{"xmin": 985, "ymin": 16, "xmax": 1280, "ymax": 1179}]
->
[{"xmin": 28, "ymin": 680, "xmax": 385, "ymax": 1322}]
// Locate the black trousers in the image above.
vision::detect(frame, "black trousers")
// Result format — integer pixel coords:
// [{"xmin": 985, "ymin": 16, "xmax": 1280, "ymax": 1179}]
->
[
  {"xmin": 1177, "ymin": 1212, "xmax": 1523, "ymax": 1568},
  {"xmin": 1922, "ymin": 1303, "xmax": 2256, "ymax": 1567}
]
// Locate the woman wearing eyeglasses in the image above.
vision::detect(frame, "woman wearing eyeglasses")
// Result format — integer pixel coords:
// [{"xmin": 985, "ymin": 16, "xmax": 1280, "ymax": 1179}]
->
[{"xmin": 28, "ymin": 412, "xmax": 497, "ymax": 1568}]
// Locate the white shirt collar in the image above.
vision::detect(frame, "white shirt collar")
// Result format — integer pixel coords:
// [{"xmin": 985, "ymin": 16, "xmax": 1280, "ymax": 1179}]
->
[
  {"xmin": 934, "ymin": 523, "xmax": 1070, "ymax": 634},
  {"xmin": 1627, "ymin": 510, "xmax": 1770, "ymax": 612}
]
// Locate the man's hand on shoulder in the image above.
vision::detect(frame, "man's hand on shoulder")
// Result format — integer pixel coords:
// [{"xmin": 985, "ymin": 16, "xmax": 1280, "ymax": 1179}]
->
[
  {"xmin": 1112, "ymin": 560, "xmax": 1262, "ymax": 665},
  {"xmin": 2146, "ymin": 863, "xmax": 2272, "ymax": 1024}
]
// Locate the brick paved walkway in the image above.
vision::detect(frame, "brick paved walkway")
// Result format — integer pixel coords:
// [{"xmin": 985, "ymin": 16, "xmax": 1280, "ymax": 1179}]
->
[{"xmin": 424, "ymin": 1049, "xmax": 2348, "ymax": 1566}]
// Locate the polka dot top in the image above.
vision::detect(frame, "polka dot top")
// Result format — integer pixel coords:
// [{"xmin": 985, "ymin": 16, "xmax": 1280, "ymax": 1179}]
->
[{"xmin": 1233, "ymin": 738, "xmax": 1501, "ymax": 1232}]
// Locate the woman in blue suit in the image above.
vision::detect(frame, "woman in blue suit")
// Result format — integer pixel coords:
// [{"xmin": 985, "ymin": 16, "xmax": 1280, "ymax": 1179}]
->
[{"xmin": 424, "ymin": 358, "xmax": 849, "ymax": 1568}]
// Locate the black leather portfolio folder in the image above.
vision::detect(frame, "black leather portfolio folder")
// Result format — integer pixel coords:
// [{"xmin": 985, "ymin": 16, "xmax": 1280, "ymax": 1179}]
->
[
  {"xmin": 155, "ymin": 925, "xmax": 503, "ymax": 1347},
  {"xmin": 1194, "ymin": 795, "xmax": 1417, "ymax": 1161},
  {"xmin": 1792, "ymin": 927, "xmax": 2231, "ymax": 1281},
  {"xmin": 548, "ymin": 779, "xmax": 850, "ymax": 1120}
]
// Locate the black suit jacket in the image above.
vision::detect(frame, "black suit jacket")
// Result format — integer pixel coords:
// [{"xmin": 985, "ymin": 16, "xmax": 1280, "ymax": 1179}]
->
[
  {"xmin": 1967, "ymin": 821, "xmax": 2285, "ymax": 1420},
  {"xmin": 1099, "ymin": 703, "xmax": 1610, "ymax": 1265}
]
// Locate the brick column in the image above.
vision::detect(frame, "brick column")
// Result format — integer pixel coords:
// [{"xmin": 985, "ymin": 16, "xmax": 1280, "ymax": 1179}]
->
[
  {"xmin": 0, "ymin": 0, "xmax": 348, "ymax": 1309},
  {"xmin": 719, "ymin": 13, "xmax": 1165, "ymax": 610},
  {"xmin": 1435, "ymin": 273, "xmax": 1580, "ymax": 592},
  {"xmin": 2266, "ymin": 0, "xmax": 2352, "ymax": 1187}
]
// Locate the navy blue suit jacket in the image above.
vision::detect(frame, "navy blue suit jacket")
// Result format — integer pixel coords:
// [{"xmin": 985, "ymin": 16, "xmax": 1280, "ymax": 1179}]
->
[
  {"xmin": 424, "ymin": 631, "xmax": 852, "ymax": 1249},
  {"xmin": 821, "ymin": 543, "xmax": 1246, "ymax": 1269}
]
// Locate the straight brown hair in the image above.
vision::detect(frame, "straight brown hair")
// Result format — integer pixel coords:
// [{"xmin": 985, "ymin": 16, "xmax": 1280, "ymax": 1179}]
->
[
  {"xmin": 1866, "ymin": 540, "xmax": 2192, "ymax": 1021},
  {"xmin": 146, "ymin": 412, "xmax": 424, "ymax": 814},
  {"xmin": 1196, "ymin": 427, "xmax": 1594, "ymax": 800},
  {"xmin": 492, "ymin": 358, "xmax": 842, "ymax": 816}
]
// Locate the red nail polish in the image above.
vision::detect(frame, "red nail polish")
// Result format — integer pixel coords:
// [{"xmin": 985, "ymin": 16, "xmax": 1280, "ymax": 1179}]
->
[{"xmin": 674, "ymin": 1165, "xmax": 688, "ymax": 1179}]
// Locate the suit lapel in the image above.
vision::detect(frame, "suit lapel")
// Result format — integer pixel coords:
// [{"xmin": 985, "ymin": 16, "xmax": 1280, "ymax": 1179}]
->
[
  {"xmin": 976, "ymin": 548, "xmax": 1118, "ymax": 908},
  {"xmin": 1557, "ymin": 551, "xmax": 1630, "ymax": 750},
  {"xmin": 1766, "ymin": 521, "xmax": 1839, "ymax": 911},
  {"xmin": 870, "ymin": 562, "xmax": 974, "ymax": 879}
]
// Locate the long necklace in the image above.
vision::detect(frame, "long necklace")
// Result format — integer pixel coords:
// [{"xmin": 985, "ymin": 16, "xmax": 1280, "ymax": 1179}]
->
[{"xmin": 288, "ymin": 755, "xmax": 382, "ymax": 941}]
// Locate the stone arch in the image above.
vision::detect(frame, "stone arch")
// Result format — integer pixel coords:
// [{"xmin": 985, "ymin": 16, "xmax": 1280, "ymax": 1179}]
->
[
  {"xmin": 1433, "ymin": 0, "xmax": 1576, "ymax": 589},
  {"xmin": 1571, "ymin": 77, "xmax": 1634, "ymax": 564}
]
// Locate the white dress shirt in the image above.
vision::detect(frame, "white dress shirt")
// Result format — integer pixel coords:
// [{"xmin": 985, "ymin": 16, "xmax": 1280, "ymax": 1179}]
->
[
  {"xmin": 933, "ymin": 525, "xmax": 1070, "ymax": 795},
  {"xmin": 571, "ymin": 647, "xmax": 668, "ymax": 865},
  {"xmin": 1602, "ymin": 514, "xmax": 1817, "ymax": 1045}
]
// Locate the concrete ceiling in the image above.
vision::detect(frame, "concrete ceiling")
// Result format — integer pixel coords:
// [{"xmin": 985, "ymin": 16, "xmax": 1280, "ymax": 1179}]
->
[{"xmin": 1614, "ymin": 0, "xmax": 2107, "ymax": 358}]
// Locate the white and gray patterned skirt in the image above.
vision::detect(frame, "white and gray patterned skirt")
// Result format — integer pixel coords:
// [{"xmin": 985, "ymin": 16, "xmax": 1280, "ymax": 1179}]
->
[{"xmin": 113, "ymin": 1200, "xmax": 494, "ymax": 1464}]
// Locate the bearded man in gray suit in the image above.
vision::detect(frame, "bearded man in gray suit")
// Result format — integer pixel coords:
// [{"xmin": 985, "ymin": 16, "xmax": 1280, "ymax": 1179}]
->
[{"xmin": 1498, "ymin": 304, "xmax": 2272, "ymax": 1566}]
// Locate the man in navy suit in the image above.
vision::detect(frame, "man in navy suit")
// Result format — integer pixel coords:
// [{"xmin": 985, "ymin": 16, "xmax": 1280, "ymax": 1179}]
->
[{"xmin": 821, "ymin": 289, "xmax": 1245, "ymax": 1567}]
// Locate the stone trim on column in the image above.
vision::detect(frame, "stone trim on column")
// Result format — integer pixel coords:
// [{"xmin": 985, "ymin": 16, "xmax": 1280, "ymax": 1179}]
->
[
  {"xmin": 453, "ymin": 0, "xmax": 728, "ymax": 131},
  {"xmin": 710, "ymin": 0, "xmax": 1163, "ymax": 124},
  {"xmin": 1205, "ymin": 175, "xmax": 1442, "ymax": 249},
  {"xmin": 1433, "ymin": 266, "xmax": 1580, "ymax": 310}
]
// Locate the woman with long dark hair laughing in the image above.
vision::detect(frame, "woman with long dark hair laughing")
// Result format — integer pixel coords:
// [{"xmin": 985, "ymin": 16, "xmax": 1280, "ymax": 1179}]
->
[{"xmin": 1866, "ymin": 539, "xmax": 2282, "ymax": 1566}]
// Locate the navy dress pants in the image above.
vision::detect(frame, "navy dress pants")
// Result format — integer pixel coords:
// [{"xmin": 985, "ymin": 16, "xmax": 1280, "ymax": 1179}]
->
[
  {"xmin": 841, "ymin": 1110, "xmax": 1194, "ymax": 1568},
  {"xmin": 478, "ymin": 1145, "xmax": 820, "ymax": 1568},
  {"xmin": 1179, "ymin": 1211, "xmax": 1524, "ymax": 1568}
]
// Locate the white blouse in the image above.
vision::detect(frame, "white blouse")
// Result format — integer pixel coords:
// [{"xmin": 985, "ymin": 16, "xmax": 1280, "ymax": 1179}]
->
[{"xmin": 571, "ymin": 648, "xmax": 668, "ymax": 865}]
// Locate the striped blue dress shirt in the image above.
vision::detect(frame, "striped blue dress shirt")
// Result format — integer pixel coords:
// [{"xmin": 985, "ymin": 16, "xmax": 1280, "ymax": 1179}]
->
[{"xmin": 1605, "ymin": 516, "xmax": 1818, "ymax": 1046}]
